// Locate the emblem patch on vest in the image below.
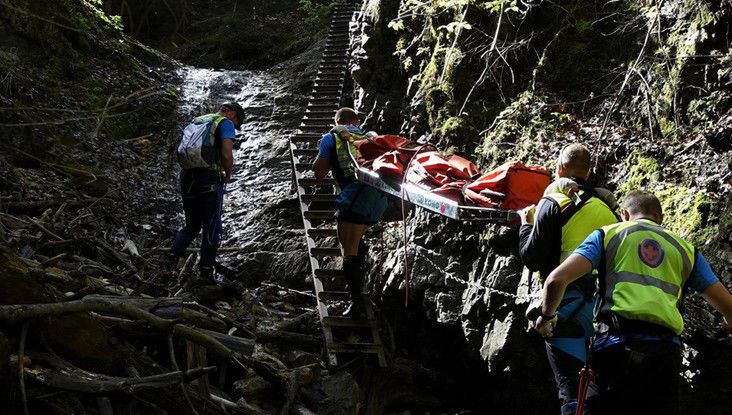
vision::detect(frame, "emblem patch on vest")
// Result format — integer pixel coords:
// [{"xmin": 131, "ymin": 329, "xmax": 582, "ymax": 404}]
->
[{"xmin": 638, "ymin": 239, "xmax": 664, "ymax": 268}]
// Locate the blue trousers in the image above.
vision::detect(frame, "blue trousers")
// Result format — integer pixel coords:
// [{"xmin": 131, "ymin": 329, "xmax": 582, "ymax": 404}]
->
[
  {"xmin": 171, "ymin": 181, "xmax": 224, "ymax": 268},
  {"xmin": 546, "ymin": 285, "xmax": 595, "ymax": 415}
]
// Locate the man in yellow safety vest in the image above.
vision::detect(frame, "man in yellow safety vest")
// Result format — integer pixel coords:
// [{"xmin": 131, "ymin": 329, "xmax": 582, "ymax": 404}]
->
[
  {"xmin": 535, "ymin": 190, "xmax": 732, "ymax": 414},
  {"xmin": 518, "ymin": 144, "xmax": 619, "ymax": 414}
]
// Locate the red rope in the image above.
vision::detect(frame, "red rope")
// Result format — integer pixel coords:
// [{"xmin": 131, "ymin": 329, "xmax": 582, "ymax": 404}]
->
[
  {"xmin": 399, "ymin": 144, "xmax": 437, "ymax": 308},
  {"xmin": 575, "ymin": 364, "xmax": 595, "ymax": 415}
]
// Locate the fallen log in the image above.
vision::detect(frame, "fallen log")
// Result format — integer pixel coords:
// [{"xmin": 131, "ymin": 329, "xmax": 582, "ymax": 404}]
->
[
  {"xmin": 209, "ymin": 393, "xmax": 265, "ymax": 415},
  {"xmin": 1, "ymin": 198, "xmax": 99, "ymax": 214},
  {"xmin": 198, "ymin": 329, "xmax": 255, "ymax": 356},
  {"xmin": 86, "ymin": 295, "xmax": 227, "ymax": 332},
  {"xmin": 23, "ymin": 351, "xmax": 216, "ymax": 394},
  {"xmin": 254, "ymin": 331, "xmax": 321, "ymax": 353},
  {"xmin": 0, "ymin": 297, "xmax": 233, "ymax": 359}
]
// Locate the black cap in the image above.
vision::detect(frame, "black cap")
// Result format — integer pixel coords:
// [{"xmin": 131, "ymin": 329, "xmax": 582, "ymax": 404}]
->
[{"xmin": 221, "ymin": 102, "xmax": 245, "ymax": 128}]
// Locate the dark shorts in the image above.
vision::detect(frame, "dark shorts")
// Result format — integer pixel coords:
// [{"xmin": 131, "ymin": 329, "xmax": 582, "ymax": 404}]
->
[{"xmin": 335, "ymin": 182, "xmax": 387, "ymax": 225}]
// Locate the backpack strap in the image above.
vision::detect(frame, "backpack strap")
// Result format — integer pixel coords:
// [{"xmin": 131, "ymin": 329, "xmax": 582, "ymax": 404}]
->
[{"xmin": 558, "ymin": 186, "xmax": 598, "ymax": 227}]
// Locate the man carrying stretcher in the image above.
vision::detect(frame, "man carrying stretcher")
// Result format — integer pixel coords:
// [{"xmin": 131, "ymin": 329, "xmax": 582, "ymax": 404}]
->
[{"xmin": 312, "ymin": 108, "xmax": 388, "ymax": 316}]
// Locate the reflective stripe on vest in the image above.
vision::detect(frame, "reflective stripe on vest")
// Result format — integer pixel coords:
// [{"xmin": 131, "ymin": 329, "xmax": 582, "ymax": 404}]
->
[
  {"xmin": 600, "ymin": 219, "xmax": 696, "ymax": 334},
  {"xmin": 544, "ymin": 190, "xmax": 618, "ymax": 263},
  {"xmin": 332, "ymin": 130, "xmax": 364, "ymax": 185}
]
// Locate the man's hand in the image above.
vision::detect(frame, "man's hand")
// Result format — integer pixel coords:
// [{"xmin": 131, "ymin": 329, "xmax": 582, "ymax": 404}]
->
[
  {"xmin": 518, "ymin": 204, "xmax": 536, "ymax": 225},
  {"xmin": 535, "ymin": 314, "xmax": 558, "ymax": 338},
  {"xmin": 723, "ymin": 317, "xmax": 732, "ymax": 335}
]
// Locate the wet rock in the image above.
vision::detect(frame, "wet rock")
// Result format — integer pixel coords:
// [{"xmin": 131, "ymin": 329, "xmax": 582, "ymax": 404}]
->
[{"xmin": 316, "ymin": 371, "xmax": 361, "ymax": 415}]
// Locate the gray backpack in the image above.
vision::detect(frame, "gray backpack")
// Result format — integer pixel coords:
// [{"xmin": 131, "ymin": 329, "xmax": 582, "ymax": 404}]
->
[{"xmin": 176, "ymin": 114, "xmax": 225, "ymax": 170}]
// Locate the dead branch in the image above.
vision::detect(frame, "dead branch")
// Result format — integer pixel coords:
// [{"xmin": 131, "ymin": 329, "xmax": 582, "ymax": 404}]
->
[
  {"xmin": 19, "ymin": 323, "xmax": 29, "ymax": 415},
  {"xmin": 0, "ymin": 297, "xmax": 232, "ymax": 359},
  {"xmin": 23, "ymin": 351, "xmax": 216, "ymax": 394}
]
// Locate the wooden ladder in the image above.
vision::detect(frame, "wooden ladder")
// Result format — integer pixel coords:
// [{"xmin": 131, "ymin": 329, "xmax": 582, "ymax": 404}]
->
[{"xmin": 288, "ymin": 0, "xmax": 386, "ymax": 368}]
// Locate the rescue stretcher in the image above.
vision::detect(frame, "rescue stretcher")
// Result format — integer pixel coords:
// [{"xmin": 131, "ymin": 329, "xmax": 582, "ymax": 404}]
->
[{"xmin": 354, "ymin": 165, "xmax": 520, "ymax": 224}]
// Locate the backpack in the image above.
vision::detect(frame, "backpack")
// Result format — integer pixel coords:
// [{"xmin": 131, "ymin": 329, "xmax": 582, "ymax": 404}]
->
[{"xmin": 176, "ymin": 114, "xmax": 226, "ymax": 170}]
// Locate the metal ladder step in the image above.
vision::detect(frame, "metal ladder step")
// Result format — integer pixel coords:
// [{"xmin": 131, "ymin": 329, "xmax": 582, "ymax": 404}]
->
[
  {"xmin": 307, "ymin": 104, "xmax": 339, "ymax": 111},
  {"xmin": 299, "ymin": 178, "xmax": 334, "ymax": 187},
  {"xmin": 299, "ymin": 125, "xmax": 332, "ymax": 132},
  {"xmin": 308, "ymin": 228, "xmax": 338, "ymax": 238},
  {"xmin": 318, "ymin": 291, "xmax": 367, "ymax": 301},
  {"xmin": 302, "ymin": 116, "xmax": 336, "ymax": 123},
  {"xmin": 311, "ymin": 87, "xmax": 343, "ymax": 93},
  {"xmin": 321, "ymin": 316, "xmax": 378, "ymax": 328},
  {"xmin": 301, "ymin": 193, "xmax": 337, "ymax": 202},
  {"xmin": 327, "ymin": 341, "xmax": 382, "ymax": 353},
  {"xmin": 303, "ymin": 210, "xmax": 336, "ymax": 219},
  {"xmin": 295, "ymin": 162, "xmax": 314, "ymax": 171},
  {"xmin": 310, "ymin": 247, "xmax": 341, "ymax": 257},
  {"xmin": 305, "ymin": 109, "xmax": 338, "ymax": 116},
  {"xmin": 293, "ymin": 148, "xmax": 319, "ymax": 157}
]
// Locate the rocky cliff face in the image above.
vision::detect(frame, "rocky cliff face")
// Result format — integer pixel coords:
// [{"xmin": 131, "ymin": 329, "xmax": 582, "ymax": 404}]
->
[{"xmin": 350, "ymin": 0, "xmax": 732, "ymax": 412}]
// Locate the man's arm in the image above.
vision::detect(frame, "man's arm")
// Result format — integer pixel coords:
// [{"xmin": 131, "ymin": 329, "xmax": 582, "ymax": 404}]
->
[
  {"xmin": 701, "ymin": 282, "xmax": 732, "ymax": 334},
  {"xmin": 313, "ymin": 133, "xmax": 334, "ymax": 180},
  {"xmin": 313, "ymin": 156, "xmax": 331, "ymax": 180},
  {"xmin": 541, "ymin": 254, "xmax": 594, "ymax": 315},
  {"xmin": 220, "ymin": 138, "xmax": 234, "ymax": 183},
  {"xmin": 518, "ymin": 199, "xmax": 561, "ymax": 272},
  {"xmin": 687, "ymin": 251, "xmax": 732, "ymax": 334},
  {"xmin": 534, "ymin": 229, "xmax": 604, "ymax": 337}
]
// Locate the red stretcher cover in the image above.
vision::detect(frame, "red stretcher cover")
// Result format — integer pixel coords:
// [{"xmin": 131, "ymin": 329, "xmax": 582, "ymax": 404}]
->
[{"xmin": 353, "ymin": 134, "xmax": 550, "ymax": 211}]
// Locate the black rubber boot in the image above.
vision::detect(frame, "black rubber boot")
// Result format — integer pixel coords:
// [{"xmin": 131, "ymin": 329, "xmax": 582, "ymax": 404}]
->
[
  {"xmin": 199, "ymin": 266, "xmax": 216, "ymax": 285},
  {"xmin": 342, "ymin": 255, "xmax": 364, "ymax": 317}
]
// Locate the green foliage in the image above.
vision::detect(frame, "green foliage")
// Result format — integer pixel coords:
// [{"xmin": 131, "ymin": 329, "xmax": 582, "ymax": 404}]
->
[
  {"xmin": 617, "ymin": 151, "xmax": 714, "ymax": 244},
  {"xmin": 299, "ymin": 0, "xmax": 337, "ymax": 27}
]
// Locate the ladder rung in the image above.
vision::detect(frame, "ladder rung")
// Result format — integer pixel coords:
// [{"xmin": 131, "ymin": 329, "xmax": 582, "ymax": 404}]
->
[
  {"xmin": 292, "ymin": 132, "xmax": 322, "ymax": 137},
  {"xmin": 299, "ymin": 125, "xmax": 331, "ymax": 132},
  {"xmin": 301, "ymin": 193, "xmax": 336, "ymax": 202},
  {"xmin": 291, "ymin": 136, "xmax": 321, "ymax": 144},
  {"xmin": 305, "ymin": 110, "xmax": 337, "ymax": 116},
  {"xmin": 308, "ymin": 95, "xmax": 341, "ymax": 101},
  {"xmin": 308, "ymin": 229, "xmax": 338, "ymax": 238},
  {"xmin": 327, "ymin": 341, "xmax": 381, "ymax": 353},
  {"xmin": 310, "ymin": 247, "xmax": 341, "ymax": 257},
  {"xmin": 321, "ymin": 316, "xmax": 378, "ymax": 328},
  {"xmin": 312, "ymin": 87, "xmax": 343, "ymax": 93},
  {"xmin": 299, "ymin": 178, "xmax": 334, "ymax": 186},
  {"xmin": 318, "ymin": 291, "xmax": 367, "ymax": 301},
  {"xmin": 302, "ymin": 118, "xmax": 335, "ymax": 124},
  {"xmin": 314, "ymin": 82, "xmax": 344, "ymax": 88},
  {"xmin": 307, "ymin": 102, "xmax": 338, "ymax": 110},
  {"xmin": 303, "ymin": 210, "xmax": 336, "ymax": 219},
  {"xmin": 293, "ymin": 148, "xmax": 319, "ymax": 157}
]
